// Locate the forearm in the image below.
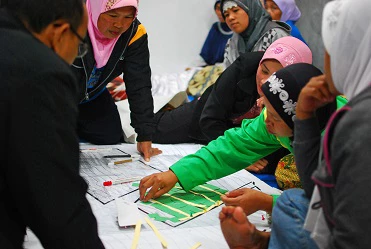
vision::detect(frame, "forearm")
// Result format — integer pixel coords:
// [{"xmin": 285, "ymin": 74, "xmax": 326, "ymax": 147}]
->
[
  {"xmin": 293, "ymin": 117, "xmax": 321, "ymax": 197},
  {"xmin": 124, "ymin": 36, "xmax": 155, "ymax": 141},
  {"xmin": 172, "ymin": 117, "xmax": 282, "ymax": 191}
]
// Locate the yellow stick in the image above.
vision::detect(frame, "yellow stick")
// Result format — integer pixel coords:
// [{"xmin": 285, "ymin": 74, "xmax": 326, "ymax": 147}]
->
[
  {"xmin": 145, "ymin": 217, "xmax": 168, "ymax": 248},
  {"xmin": 190, "ymin": 242, "xmax": 202, "ymax": 249},
  {"xmin": 130, "ymin": 220, "xmax": 142, "ymax": 249}
]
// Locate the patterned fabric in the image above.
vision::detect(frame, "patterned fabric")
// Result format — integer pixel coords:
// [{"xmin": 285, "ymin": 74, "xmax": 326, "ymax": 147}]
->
[
  {"xmin": 261, "ymin": 64, "xmax": 323, "ymax": 129},
  {"xmin": 275, "ymin": 153, "xmax": 302, "ymax": 190},
  {"xmin": 87, "ymin": 66, "xmax": 104, "ymax": 89},
  {"xmin": 260, "ymin": 29, "xmax": 277, "ymax": 51},
  {"xmin": 187, "ymin": 65, "xmax": 224, "ymax": 97},
  {"xmin": 231, "ymin": 102, "xmax": 261, "ymax": 124},
  {"xmin": 107, "ymin": 76, "xmax": 127, "ymax": 101},
  {"xmin": 105, "ymin": 0, "xmax": 118, "ymax": 11},
  {"xmin": 260, "ymin": 36, "xmax": 312, "ymax": 66}
]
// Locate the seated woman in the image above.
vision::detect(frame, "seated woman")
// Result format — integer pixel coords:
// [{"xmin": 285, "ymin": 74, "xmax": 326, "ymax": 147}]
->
[
  {"xmin": 197, "ymin": 0, "xmax": 233, "ymax": 66},
  {"xmin": 264, "ymin": 0, "xmax": 306, "ymax": 43},
  {"xmin": 153, "ymin": 37, "xmax": 311, "ymax": 145},
  {"xmin": 221, "ymin": 0, "xmax": 291, "ymax": 68},
  {"xmin": 139, "ymin": 63, "xmax": 347, "ymax": 202},
  {"xmin": 220, "ymin": 0, "xmax": 371, "ymax": 248}
]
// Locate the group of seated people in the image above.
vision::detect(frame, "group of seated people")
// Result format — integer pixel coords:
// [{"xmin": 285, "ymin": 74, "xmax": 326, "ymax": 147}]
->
[{"xmin": 1, "ymin": 0, "xmax": 371, "ymax": 248}]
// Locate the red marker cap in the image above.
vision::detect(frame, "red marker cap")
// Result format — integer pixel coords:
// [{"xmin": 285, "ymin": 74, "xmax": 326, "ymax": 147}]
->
[{"xmin": 103, "ymin": 181, "xmax": 113, "ymax": 186}]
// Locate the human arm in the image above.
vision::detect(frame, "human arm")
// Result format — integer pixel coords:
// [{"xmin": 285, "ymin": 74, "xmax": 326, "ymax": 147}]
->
[
  {"xmin": 137, "ymin": 141, "xmax": 162, "ymax": 162},
  {"xmin": 200, "ymin": 22, "xmax": 218, "ymax": 65},
  {"xmin": 245, "ymin": 159, "xmax": 268, "ymax": 173},
  {"xmin": 294, "ymin": 75, "xmax": 336, "ymax": 197},
  {"xmin": 139, "ymin": 170, "xmax": 178, "ymax": 201},
  {"xmin": 123, "ymin": 23, "xmax": 160, "ymax": 160},
  {"xmin": 199, "ymin": 56, "xmax": 242, "ymax": 141},
  {"xmin": 139, "ymin": 112, "xmax": 283, "ymax": 200},
  {"xmin": 221, "ymin": 188, "xmax": 274, "ymax": 215},
  {"xmin": 174, "ymin": 112, "xmax": 285, "ymax": 191},
  {"xmin": 199, "ymin": 52, "xmax": 262, "ymax": 141},
  {"xmin": 123, "ymin": 24, "xmax": 155, "ymax": 142},
  {"xmin": 7, "ymin": 71, "xmax": 103, "ymax": 248}
]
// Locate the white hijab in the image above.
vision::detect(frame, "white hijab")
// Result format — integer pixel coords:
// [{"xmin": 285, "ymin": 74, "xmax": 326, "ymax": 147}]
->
[
  {"xmin": 306, "ymin": 2, "xmax": 371, "ymax": 248},
  {"xmin": 322, "ymin": 0, "xmax": 371, "ymax": 100}
]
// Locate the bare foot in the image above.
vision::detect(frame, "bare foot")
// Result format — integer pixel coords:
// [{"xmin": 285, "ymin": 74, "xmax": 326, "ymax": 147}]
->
[{"xmin": 219, "ymin": 206, "xmax": 270, "ymax": 249}]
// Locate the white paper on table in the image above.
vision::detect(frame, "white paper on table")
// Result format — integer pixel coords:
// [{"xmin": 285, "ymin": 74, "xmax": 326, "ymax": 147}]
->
[{"xmin": 116, "ymin": 199, "xmax": 141, "ymax": 227}]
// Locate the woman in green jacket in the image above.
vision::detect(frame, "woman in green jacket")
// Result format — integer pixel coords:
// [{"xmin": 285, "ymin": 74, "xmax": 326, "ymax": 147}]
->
[{"xmin": 139, "ymin": 63, "xmax": 347, "ymax": 202}]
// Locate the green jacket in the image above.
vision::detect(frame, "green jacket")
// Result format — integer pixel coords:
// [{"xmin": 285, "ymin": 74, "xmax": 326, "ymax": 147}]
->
[{"xmin": 171, "ymin": 96, "xmax": 347, "ymax": 191}]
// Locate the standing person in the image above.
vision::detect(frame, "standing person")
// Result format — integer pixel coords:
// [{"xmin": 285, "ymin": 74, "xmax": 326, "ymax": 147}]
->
[
  {"xmin": 73, "ymin": 0, "xmax": 161, "ymax": 161},
  {"xmin": 221, "ymin": 0, "xmax": 291, "ymax": 68},
  {"xmin": 0, "ymin": 0, "xmax": 104, "ymax": 248},
  {"xmin": 139, "ymin": 63, "xmax": 346, "ymax": 202},
  {"xmin": 198, "ymin": 0, "xmax": 233, "ymax": 66},
  {"xmin": 264, "ymin": 0, "xmax": 306, "ymax": 43}
]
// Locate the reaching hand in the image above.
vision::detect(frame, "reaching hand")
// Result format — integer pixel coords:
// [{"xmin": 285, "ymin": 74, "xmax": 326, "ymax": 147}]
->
[
  {"xmin": 221, "ymin": 188, "xmax": 273, "ymax": 215},
  {"xmin": 245, "ymin": 159, "xmax": 268, "ymax": 173},
  {"xmin": 296, "ymin": 75, "xmax": 336, "ymax": 120},
  {"xmin": 139, "ymin": 170, "xmax": 178, "ymax": 202},
  {"xmin": 256, "ymin": 96, "xmax": 265, "ymax": 112},
  {"xmin": 137, "ymin": 141, "xmax": 162, "ymax": 162}
]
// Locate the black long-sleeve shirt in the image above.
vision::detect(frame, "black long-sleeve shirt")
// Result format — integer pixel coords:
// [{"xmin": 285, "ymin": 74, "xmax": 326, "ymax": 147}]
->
[
  {"xmin": 72, "ymin": 19, "xmax": 154, "ymax": 142},
  {"xmin": 0, "ymin": 9, "xmax": 104, "ymax": 248}
]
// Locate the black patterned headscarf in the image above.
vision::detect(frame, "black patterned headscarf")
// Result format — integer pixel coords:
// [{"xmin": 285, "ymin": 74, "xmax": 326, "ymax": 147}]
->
[
  {"xmin": 221, "ymin": 0, "xmax": 271, "ymax": 52},
  {"xmin": 262, "ymin": 63, "xmax": 337, "ymax": 130}
]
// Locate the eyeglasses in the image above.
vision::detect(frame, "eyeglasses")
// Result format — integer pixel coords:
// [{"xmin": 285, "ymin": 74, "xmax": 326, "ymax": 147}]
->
[{"xmin": 69, "ymin": 25, "xmax": 88, "ymax": 58}]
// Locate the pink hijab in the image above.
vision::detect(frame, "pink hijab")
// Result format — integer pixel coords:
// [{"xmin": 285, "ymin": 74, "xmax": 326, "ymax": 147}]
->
[
  {"xmin": 260, "ymin": 36, "xmax": 312, "ymax": 66},
  {"xmin": 86, "ymin": 0, "xmax": 138, "ymax": 68}
]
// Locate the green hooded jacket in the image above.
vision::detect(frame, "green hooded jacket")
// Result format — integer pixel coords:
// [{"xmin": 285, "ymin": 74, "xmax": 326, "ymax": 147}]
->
[{"xmin": 170, "ymin": 96, "xmax": 347, "ymax": 191}]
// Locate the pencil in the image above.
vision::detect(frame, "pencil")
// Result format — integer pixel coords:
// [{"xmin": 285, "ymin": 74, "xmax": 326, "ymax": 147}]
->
[{"xmin": 109, "ymin": 157, "xmax": 140, "ymax": 165}]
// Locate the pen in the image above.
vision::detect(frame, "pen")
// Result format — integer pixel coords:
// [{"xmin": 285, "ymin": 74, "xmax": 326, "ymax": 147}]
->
[
  {"xmin": 80, "ymin": 148, "xmax": 112, "ymax": 153},
  {"xmin": 103, "ymin": 154, "xmax": 131, "ymax": 158},
  {"xmin": 103, "ymin": 176, "xmax": 142, "ymax": 186}
]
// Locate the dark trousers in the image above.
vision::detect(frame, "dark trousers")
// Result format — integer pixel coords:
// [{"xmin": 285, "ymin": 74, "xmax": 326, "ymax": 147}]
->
[
  {"xmin": 77, "ymin": 89, "xmax": 123, "ymax": 145},
  {"xmin": 152, "ymin": 100, "xmax": 198, "ymax": 144}
]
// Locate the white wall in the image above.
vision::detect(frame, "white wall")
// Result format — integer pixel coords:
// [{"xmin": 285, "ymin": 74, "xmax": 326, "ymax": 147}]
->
[
  {"xmin": 138, "ymin": 0, "xmax": 217, "ymax": 74},
  {"xmin": 296, "ymin": 0, "xmax": 331, "ymax": 71}
]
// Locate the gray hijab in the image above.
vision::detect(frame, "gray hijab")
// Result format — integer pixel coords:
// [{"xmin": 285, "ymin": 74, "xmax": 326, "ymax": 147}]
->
[{"xmin": 221, "ymin": 0, "xmax": 271, "ymax": 52}]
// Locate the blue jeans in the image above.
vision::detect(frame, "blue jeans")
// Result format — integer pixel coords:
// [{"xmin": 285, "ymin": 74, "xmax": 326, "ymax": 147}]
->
[{"xmin": 268, "ymin": 189, "xmax": 319, "ymax": 249}]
